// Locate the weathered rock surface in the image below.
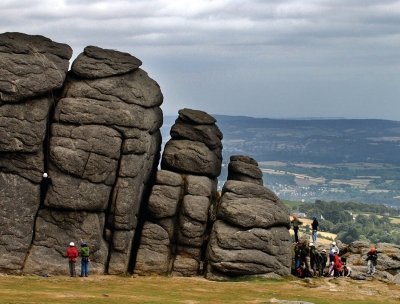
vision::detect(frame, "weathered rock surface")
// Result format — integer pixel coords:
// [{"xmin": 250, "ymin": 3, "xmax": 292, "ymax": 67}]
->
[
  {"xmin": 161, "ymin": 109, "xmax": 223, "ymax": 178},
  {"xmin": 0, "ymin": 32, "xmax": 72, "ymax": 274},
  {"xmin": 227, "ymin": 155, "xmax": 263, "ymax": 186},
  {"xmin": 0, "ymin": 32, "xmax": 296, "ymax": 280},
  {"xmin": 0, "ymin": 32, "xmax": 72, "ymax": 103},
  {"xmin": 23, "ymin": 45, "xmax": 164, "ymax": 276},
  {"xmin": 205, "ymin": 157, "xmax": 291, "ymax": 280},
  {"xmin": 135, "ymin": 109, "xmax": 222, "ymax": 277},
  {"xmin": 71, "ymin": 46, "xmax": 142, "ymax": 79}
]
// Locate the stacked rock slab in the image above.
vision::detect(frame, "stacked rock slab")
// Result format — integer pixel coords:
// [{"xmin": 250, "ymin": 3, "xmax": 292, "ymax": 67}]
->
[
  {"xmin": 205, "ymin": 155, "xmax": 292, "ymax": 280},
  {"xmin": 23, "ymin": 46, "xmax": 163, "ymax": 275},
  {"xmin": 134, "ymin": 109, "xmax": 221, "ymax": 276},
  {"xmin": 0, "ymin": 33, "xmax": 72, "ymax": 274}
]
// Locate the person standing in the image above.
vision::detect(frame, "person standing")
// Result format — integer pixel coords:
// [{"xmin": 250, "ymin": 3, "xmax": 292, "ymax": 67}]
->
[
  {"xmin": 311, "ymin": 216, "xmax": 319, "ymax": 243},
  {"xmin": 320, "ymin": 249, "xmax": 328, "ymax": 276},
  {"xmin": 333, "ymin": 251, "xmax": 342, "ymax": 277},
  {"xmin": 294, "ymin": 242, "xmax": 302, "ymax": 269},
  {"xmin": 309, "ymin": 243, "xmax": 317, "ymax": 277},
  {"xmin": 300, "ymin": 240, "xmax": 310, "ymax": 271},
  {"xmin": 328, "ymin": 249, "xmax": 335, "ymax": 276},
  {"xmin": 331, "ymin": 241, "xmax": 339, "ymax": 255},
  {"xmin": 66, "ymin": 242, "xmax": 78, "ymax": 277},
  {"xmin": 80, "ymin": 239, "xmax": 90, "ymax": 277},
  {"xmin": 291, "ymin": 215, "xmax": 303, "ymax": 243},
  {"xmin": 366, "ymin": 247, "xmax": 378, "ymax": 275}
]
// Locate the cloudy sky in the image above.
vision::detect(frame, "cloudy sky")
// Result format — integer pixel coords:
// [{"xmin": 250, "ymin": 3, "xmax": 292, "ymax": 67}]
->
[{"xmin": 2, "ymin": 0, "xmax": 400, "ymax": 120}]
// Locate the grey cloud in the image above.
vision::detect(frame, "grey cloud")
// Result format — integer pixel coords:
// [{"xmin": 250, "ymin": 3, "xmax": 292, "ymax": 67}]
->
[{"xmin": 1, "ymin": 0, "xmax": 399, "ymax": 120}]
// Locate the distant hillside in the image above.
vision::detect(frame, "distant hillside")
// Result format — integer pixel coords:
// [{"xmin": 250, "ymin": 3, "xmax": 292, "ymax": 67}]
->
[{"xmin": 162, "ymin": 115, "xmax": 400, "ymax": 206}]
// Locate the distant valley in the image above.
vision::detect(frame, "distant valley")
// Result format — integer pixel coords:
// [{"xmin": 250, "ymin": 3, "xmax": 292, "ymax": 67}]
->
[{"xmin": 162, "ymin": 115, "xmax": 400, "ymax": 207}]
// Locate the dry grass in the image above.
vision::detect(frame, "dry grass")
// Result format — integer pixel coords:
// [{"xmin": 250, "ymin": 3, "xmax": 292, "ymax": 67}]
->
[{"xmin": 0, "ymin": 274, "xmax": 399, "ymax": 303}]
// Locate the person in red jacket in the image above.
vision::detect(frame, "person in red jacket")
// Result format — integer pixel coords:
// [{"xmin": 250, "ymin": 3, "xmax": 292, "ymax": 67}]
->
[
  {"xmin": 333, "ymin": 251, "xmax": 342, "ymax": 277},
  {"xmin": 66, "ymin": 242, "xmax": 79, "ymax": 277}
]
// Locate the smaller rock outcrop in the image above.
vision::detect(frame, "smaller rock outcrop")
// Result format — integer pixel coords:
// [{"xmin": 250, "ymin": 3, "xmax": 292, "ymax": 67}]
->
[
  {"xmin": 161, "ymin": 108, "xmax": 223, "ymax": 178},
  {"xmin": 205, "ymin": 156, "xmax": 291, "ymax": 280},
  {"xmin": 227, "ymin": 155, "xmax": 263, "ymax": 186}
]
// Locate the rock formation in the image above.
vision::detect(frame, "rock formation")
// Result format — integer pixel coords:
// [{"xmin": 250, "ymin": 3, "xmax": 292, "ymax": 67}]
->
[
  {"xmin": 0, "ymin": 32, "xmax": 293, "ymax": 279},
  {"xmin": 205, "ymin": 156, "xmax": 292, "ymax": 279},
  {"xmin": 0, "ymin": 32, "xmax": 72, "ymax": 274},
  {"xmin": 134, "ymin": 109, "xmax": 220, "ymax": 276}
]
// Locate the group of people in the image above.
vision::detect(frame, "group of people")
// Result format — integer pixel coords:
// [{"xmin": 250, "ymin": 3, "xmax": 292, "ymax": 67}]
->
[
  {"xmin": 66, "ymin": 239, "xmax": 90, "ymax": 277},
  {"xmin": 293, "ymin": 240, "xmax": 351, "ymax": 278},
  {"xmin": 291, "ymin": 214, "xmax": 378, "ymax": 278}
]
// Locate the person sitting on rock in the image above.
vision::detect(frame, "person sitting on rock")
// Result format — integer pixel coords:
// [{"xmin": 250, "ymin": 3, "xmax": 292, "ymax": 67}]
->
[
  {"xmin": 291, "ymin": 215, "xmax": 303, "ymax": 243},
  {"xmin": 342, "ymin": 265, "xmax": 352, "ymax": 277},
  {"xmin": 366, "ymin": 247, "xmax": 378, "ymax": 275}
]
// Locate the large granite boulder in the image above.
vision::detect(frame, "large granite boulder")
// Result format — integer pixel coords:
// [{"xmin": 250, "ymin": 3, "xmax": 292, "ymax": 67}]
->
[
  {"xmin": 227, "ymin": 155, "xmax": 263, "ymax": 186},
  {"xmin": 0, "ymin": 32, "xmax": 72, "ymax": 274},
  {"xmin": 0, "ymin": 32, "xmax": 72, "ymax": 103},
  {"xmin": 205, "ymin": 158, "xmax": 291, "ymax": 280},
  {"xmin": 20, "ymin": 44, "xmax": 163, "ymax": 275},
  {"xmin": 161, "ymin": 109, "xmax": 223, "ymax": 178}
]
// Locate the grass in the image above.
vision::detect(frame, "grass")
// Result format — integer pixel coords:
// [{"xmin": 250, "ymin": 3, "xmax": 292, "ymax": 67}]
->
[{"xmin": 1, "ymin": 274, "xmax": 400, "ymax": 304}]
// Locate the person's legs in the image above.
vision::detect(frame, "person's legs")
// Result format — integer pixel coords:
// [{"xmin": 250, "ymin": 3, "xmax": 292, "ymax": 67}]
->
[
  {"xmin": 312, "ymin": 230, "xmax": 317, "ymax": 243},
  {"xmin": 69, "ymin": 262, "xmax": 73, "ymax": 277},
  {"xmin": 294, "ymin": 228, "xmax": 299, "ymax": 243},
  {"xmin": 371, "ymin": 261, "xmax": 376, "ymax": 274},
  {"xmin": 81, "ymin": 260, "xmax": 85, "ymax": 276},
  {"xmin": 295, "ymin": 257, "xmax": 301, "ymax": 269},
  {"xmin": 83, "ymin": 260, "xmax": 89, "ymax": 276}
]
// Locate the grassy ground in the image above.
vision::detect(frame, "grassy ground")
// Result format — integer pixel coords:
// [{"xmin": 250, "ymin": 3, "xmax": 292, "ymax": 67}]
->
[{"xmin": 0, "ymin": 274, "xmax": 400, "ymax": 304}]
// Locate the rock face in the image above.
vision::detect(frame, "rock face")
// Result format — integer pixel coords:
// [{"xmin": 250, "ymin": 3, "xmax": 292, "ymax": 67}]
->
[
  {"xmin": 0, "ymin": 32, "xmax": 72, "ymax": 274},
  {"xmin": 1, "ymin": 32, "xmax": 293, "ymax": 279},
  {"xmin": 205, "ymin": 156, "xmax": 292, "ymax": 280},
  {"xmin": 134, "ymin": 109, "xmax": 221, "ymax": 276},
  {"xmin": 24, "ymin": 44, "xmax": 163, "ymax": 276}
]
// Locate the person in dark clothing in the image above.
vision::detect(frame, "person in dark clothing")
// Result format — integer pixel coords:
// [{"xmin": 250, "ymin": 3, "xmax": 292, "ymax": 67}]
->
[
  {"xmin": 291, "ymin": 215, "xmax": 303, "ymax": 243},
  {"xmin": 309, "ymin": 243, "xmax": 317, "ymax": 277},
  {"xmin": 300, "ymin": 241, "xmax": 310, "ymax": 271},
  {"xmin": 311, "ymin": 216, "xmax": 319, "ymax": 243},
  {"xmin": 366, "ymin": 247, "xmax": 378, "ymax": 275},
  {"xmin": 294, "ymin": 242, "xmax": 302, "ymax": 269},
  {"xmin": 320, "ymin": 249, "xmax": 328, "ymax": 276}
]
